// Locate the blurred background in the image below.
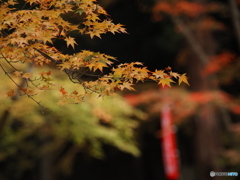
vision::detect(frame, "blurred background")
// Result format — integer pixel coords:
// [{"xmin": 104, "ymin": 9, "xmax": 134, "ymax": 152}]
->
[{"xmin": 1, "ymin": 0, "xmax": 240, "ymax": 180}]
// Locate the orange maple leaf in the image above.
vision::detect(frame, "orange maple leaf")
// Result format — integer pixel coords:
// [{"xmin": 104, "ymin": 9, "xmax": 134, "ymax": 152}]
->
[
  {"xmin": 13, "ymin": 71, "xmax": 23, "ymax": 77},
  {"xmin": 6, "ymin": 89, "xmax": 15, "ymax": 97},
  {"xmin": 22, "ymin": 73, "xmax": 32, "ymax": 79},
  {"xmin": 60, "ymin": 87, "xmax": 67, "ymax": 95}
]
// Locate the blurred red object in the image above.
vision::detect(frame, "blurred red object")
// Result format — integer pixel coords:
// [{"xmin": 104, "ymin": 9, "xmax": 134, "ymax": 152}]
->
[{"xmin": 161, "ymin": 104, "xmax": 180, "ymax": 180}]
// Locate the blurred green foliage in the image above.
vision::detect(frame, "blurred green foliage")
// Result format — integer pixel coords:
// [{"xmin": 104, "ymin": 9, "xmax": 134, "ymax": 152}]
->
[{"xmin": 0, "ymin": 65, "xmax": 145, "ymax": 178}]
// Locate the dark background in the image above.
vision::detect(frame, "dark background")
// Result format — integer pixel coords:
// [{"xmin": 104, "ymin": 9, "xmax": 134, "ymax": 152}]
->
[{"xmin": 55, "ymin": 0, "xmax": 192, "ymax": 180}]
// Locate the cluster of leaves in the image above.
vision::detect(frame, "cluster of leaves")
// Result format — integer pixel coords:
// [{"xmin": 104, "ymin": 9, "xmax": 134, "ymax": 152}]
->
[
  {"xmin": 152, "ymin": 0, "xmax": 220, "ymax": 20},
  {"xmin": 202, "ymin": 52, "xmax": 236, "ymax": 76},
  {"xmin": 57, "ymin": 64, "xmax": 189, "ymax": 105},
  {"xmin": 152, "ymin": 0, "xmax": 224, "ymax": 34},
  {"xmin": 152, "ymin": 0, "xmax": 239, "ymax": 84},
  {"xmin": 0, "ymin": 0, "xmax": 189, "ymax": 107}
]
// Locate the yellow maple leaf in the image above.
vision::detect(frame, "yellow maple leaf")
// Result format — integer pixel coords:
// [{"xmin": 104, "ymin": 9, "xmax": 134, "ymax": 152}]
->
[
  {"xmin": 65, "ymin": 36, "xmax": 78, "ymax": 49},
  {"xmin": 96, "ymin": 6, "xmax": 108, "ymax": 15},
  {"xmin": 87, "ymin": 30, "xmax": 102, "ymax": 39},
  {"xmin": 110, "ymin": 23, "xmax": 127, "ymax": 34},
  {"xmin": 87, "ymin": 13, "xmax": 100, "ymax": 21},
  {"xmin": 58, "ymin": 61, "xmax": 71, "ymax": 71},
  {"xmin": 41, "ymin": 31, "xmax": 54, "ymax": 44},
  {"xmin": 170, "ymin": 71, "xmax": 180, "ymax": 78},
  {"xmin": 119, "ymin": 82, "xmax": 135, "ymax": 91},
  {"xmin": 152, "ymin": 70, "xmax": 167, "ymax": 79},
  {"xmin": 13, "ymin": 71, "xmax": 23, "ymax": 77},
  {"xmin": 7, "ymin": 0, "xmax": 18, "ymax": 6},
  {"xmin": 26, "ymin": 0, "xmax": 37, "ymax": 5},
  {"xmin": 112, "ymin": 67, "xmax": 125, "ymax": 77},
  {"xmin": 159, "ymin": 77, "xmax": 175, "ymax": 87},
  {"xmin": 178, "ymin": 73, "xmax": 190, "ymax": 86},
  {"xmin": 93, "ymin": 62, "xmax": 108, "ymax": 72},
  {"xmin": 57, "ymin": 98, "xmax": 67, "ymax": 106},
  {"xmin": 16, "ymin": 37, "xmax": 28, "ymax": 47}
]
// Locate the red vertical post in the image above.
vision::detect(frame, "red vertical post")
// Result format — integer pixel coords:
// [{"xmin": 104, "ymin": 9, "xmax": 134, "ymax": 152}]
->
[{"xmin": 160, "ymin": 86, "xmax": 180, "ymax": 180}]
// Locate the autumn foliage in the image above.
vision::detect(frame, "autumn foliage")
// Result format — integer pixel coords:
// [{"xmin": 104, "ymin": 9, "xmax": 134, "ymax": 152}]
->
[
  {"xmin": 0, "ymin": 0, "xmax": 189, "ymax": 107},
  {"xmin": 125, "ymin": 88, "xmax": 240, "ymax": 124},
  {"xmin": 152, "ymin": 0, "xmax": 220, "ymax": 21}
]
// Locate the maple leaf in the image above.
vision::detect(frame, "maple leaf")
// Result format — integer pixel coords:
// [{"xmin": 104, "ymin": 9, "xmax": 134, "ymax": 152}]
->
[
  {"xmin": 119, "ymin": 82, "xmax": 135, "ymax": 91},
  {"xmin": 170, "ymin": 71, "xmax": 180, "ymax": 78},
  {"xmin": 16, "ymin": 37, "xmax": 28, "ymax": 47},
  {"xmin": 39, "ymin": 70, "xmax": 52, "ymax": 78},
  {"xmin": 112, "ymin": 68, "xmax": 124, "ymax": 78},
  {"xmin": 58, "ymin": 62, "xmax": 71, "ymax": 71},
  {"xmin": 132, "ymin": 62, "xmax": 144, "ymax": 66},
  {"xmin": 57, "ymin": 98, "xmax": 67, "ymax": 106},
  {"xmin": 130, "ymin": 67, "xmax": 149, "ymax": 81},
  {"xmin": 26, "ymin": 0, "xmax": 37, "ymax": 5},
  {"xmin": 7, "ymin": 0, "xmax": 18, "ymax": 6},
  {"xmin": 72, "ymin": 91, "xmax": 78, "ymax": 95},
  {"xmin": 41, "ymin": 31, "xmax": 54, "ymax": 44},
  {"xmin": 159, "ymin": 77, "xmax": 175, "ymax": 87},
  {"xmin": 96, "ymin": 6, "xmax": 108, "ymax": 15},
  {"xmin": 0, "ymin": 0, "xmax": 190, "ymax": 107},
  {"xmin": 165, "ymin": 66, "xmax": 172, "ymax": 71},
  {"xmin": 113, "ymin": 23, "xmax": 127, "ymax": 33},
  {"xmin": 6, "ymin": 89, "xmax": 15, "ymax": 97},
  {"xmin": 178, "ymin": 73, "xmax": 190, "ymax": 86},
  {"xmin": 152, "ymin": 70, "xmax": 167, "ymax": 79},
  {"xmin": 19, "ymin": 87, "xmax": 34, "ymax": 95},
  {"xmin": 45, "ymin": 71, "xmax": 51, "ymax": 76},
  {"xmin": 65, "ymin": 36, "xmax": 78, "ymax": 49},
  {"xmin": 60, "ymin": 87, "xmax": 67, "ymax": 95},
  {"xmin": 87, "ymin": 14, "xmax": 100, "ymax": 21},
  {"xmin": 88, "ymin": 62, "xmax": 108, "ymax": 72},
  {"xmin": 104, "ymin": 54, "xmax": 116, "ymax": 61},
  {"xmin": 22, "ymin": 73, "xmax": 32, "ymax": 79},
  {"xmin": 39, "ymin": 85, "xmax": 50, "ymax": 91},
  {"xmin": 87, "ymin": 30, "xmax": 102, "ymax": 39},
  {"xmin": 13, "ymin": 71, "xmax": 23, "ymax": 77}
]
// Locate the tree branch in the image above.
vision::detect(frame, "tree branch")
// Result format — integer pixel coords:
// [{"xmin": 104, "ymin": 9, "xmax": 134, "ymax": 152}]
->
[
  {"xmin": 172, "ymin": 16, "xmax": 209, "ymax": 65},
  {"xmin": 229, "ymin": 0, "xmax": 240, "ymax": 51},
  {"xmin": 0, "ymin": 63, "xmax": 45, "ymax": 110}
]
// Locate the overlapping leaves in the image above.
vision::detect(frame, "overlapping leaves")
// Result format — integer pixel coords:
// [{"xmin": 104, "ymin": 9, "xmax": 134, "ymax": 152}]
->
[{"xmin": 0, "ymin": 0, "xmax": 189, "ymax": 106}]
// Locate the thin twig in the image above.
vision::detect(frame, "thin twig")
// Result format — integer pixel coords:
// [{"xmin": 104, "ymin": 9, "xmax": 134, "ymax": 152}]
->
[
  {"xmin": 33, "ymin": 48, "xmax": 62, "ymax": 64},
  {"xmin": 0, "ymin": 63, "xmax": 45, "ymax": 111},
  {"xmin": 1, "ymin": 53, "xmax": 18, "ymax": 71},
  {"xmin": 172, "ymin": 16, "xmax": 209, "ymax": 65},
  {"xmin": 1, "ymin": 53, "xmax": 41, "ymax": 89}
]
